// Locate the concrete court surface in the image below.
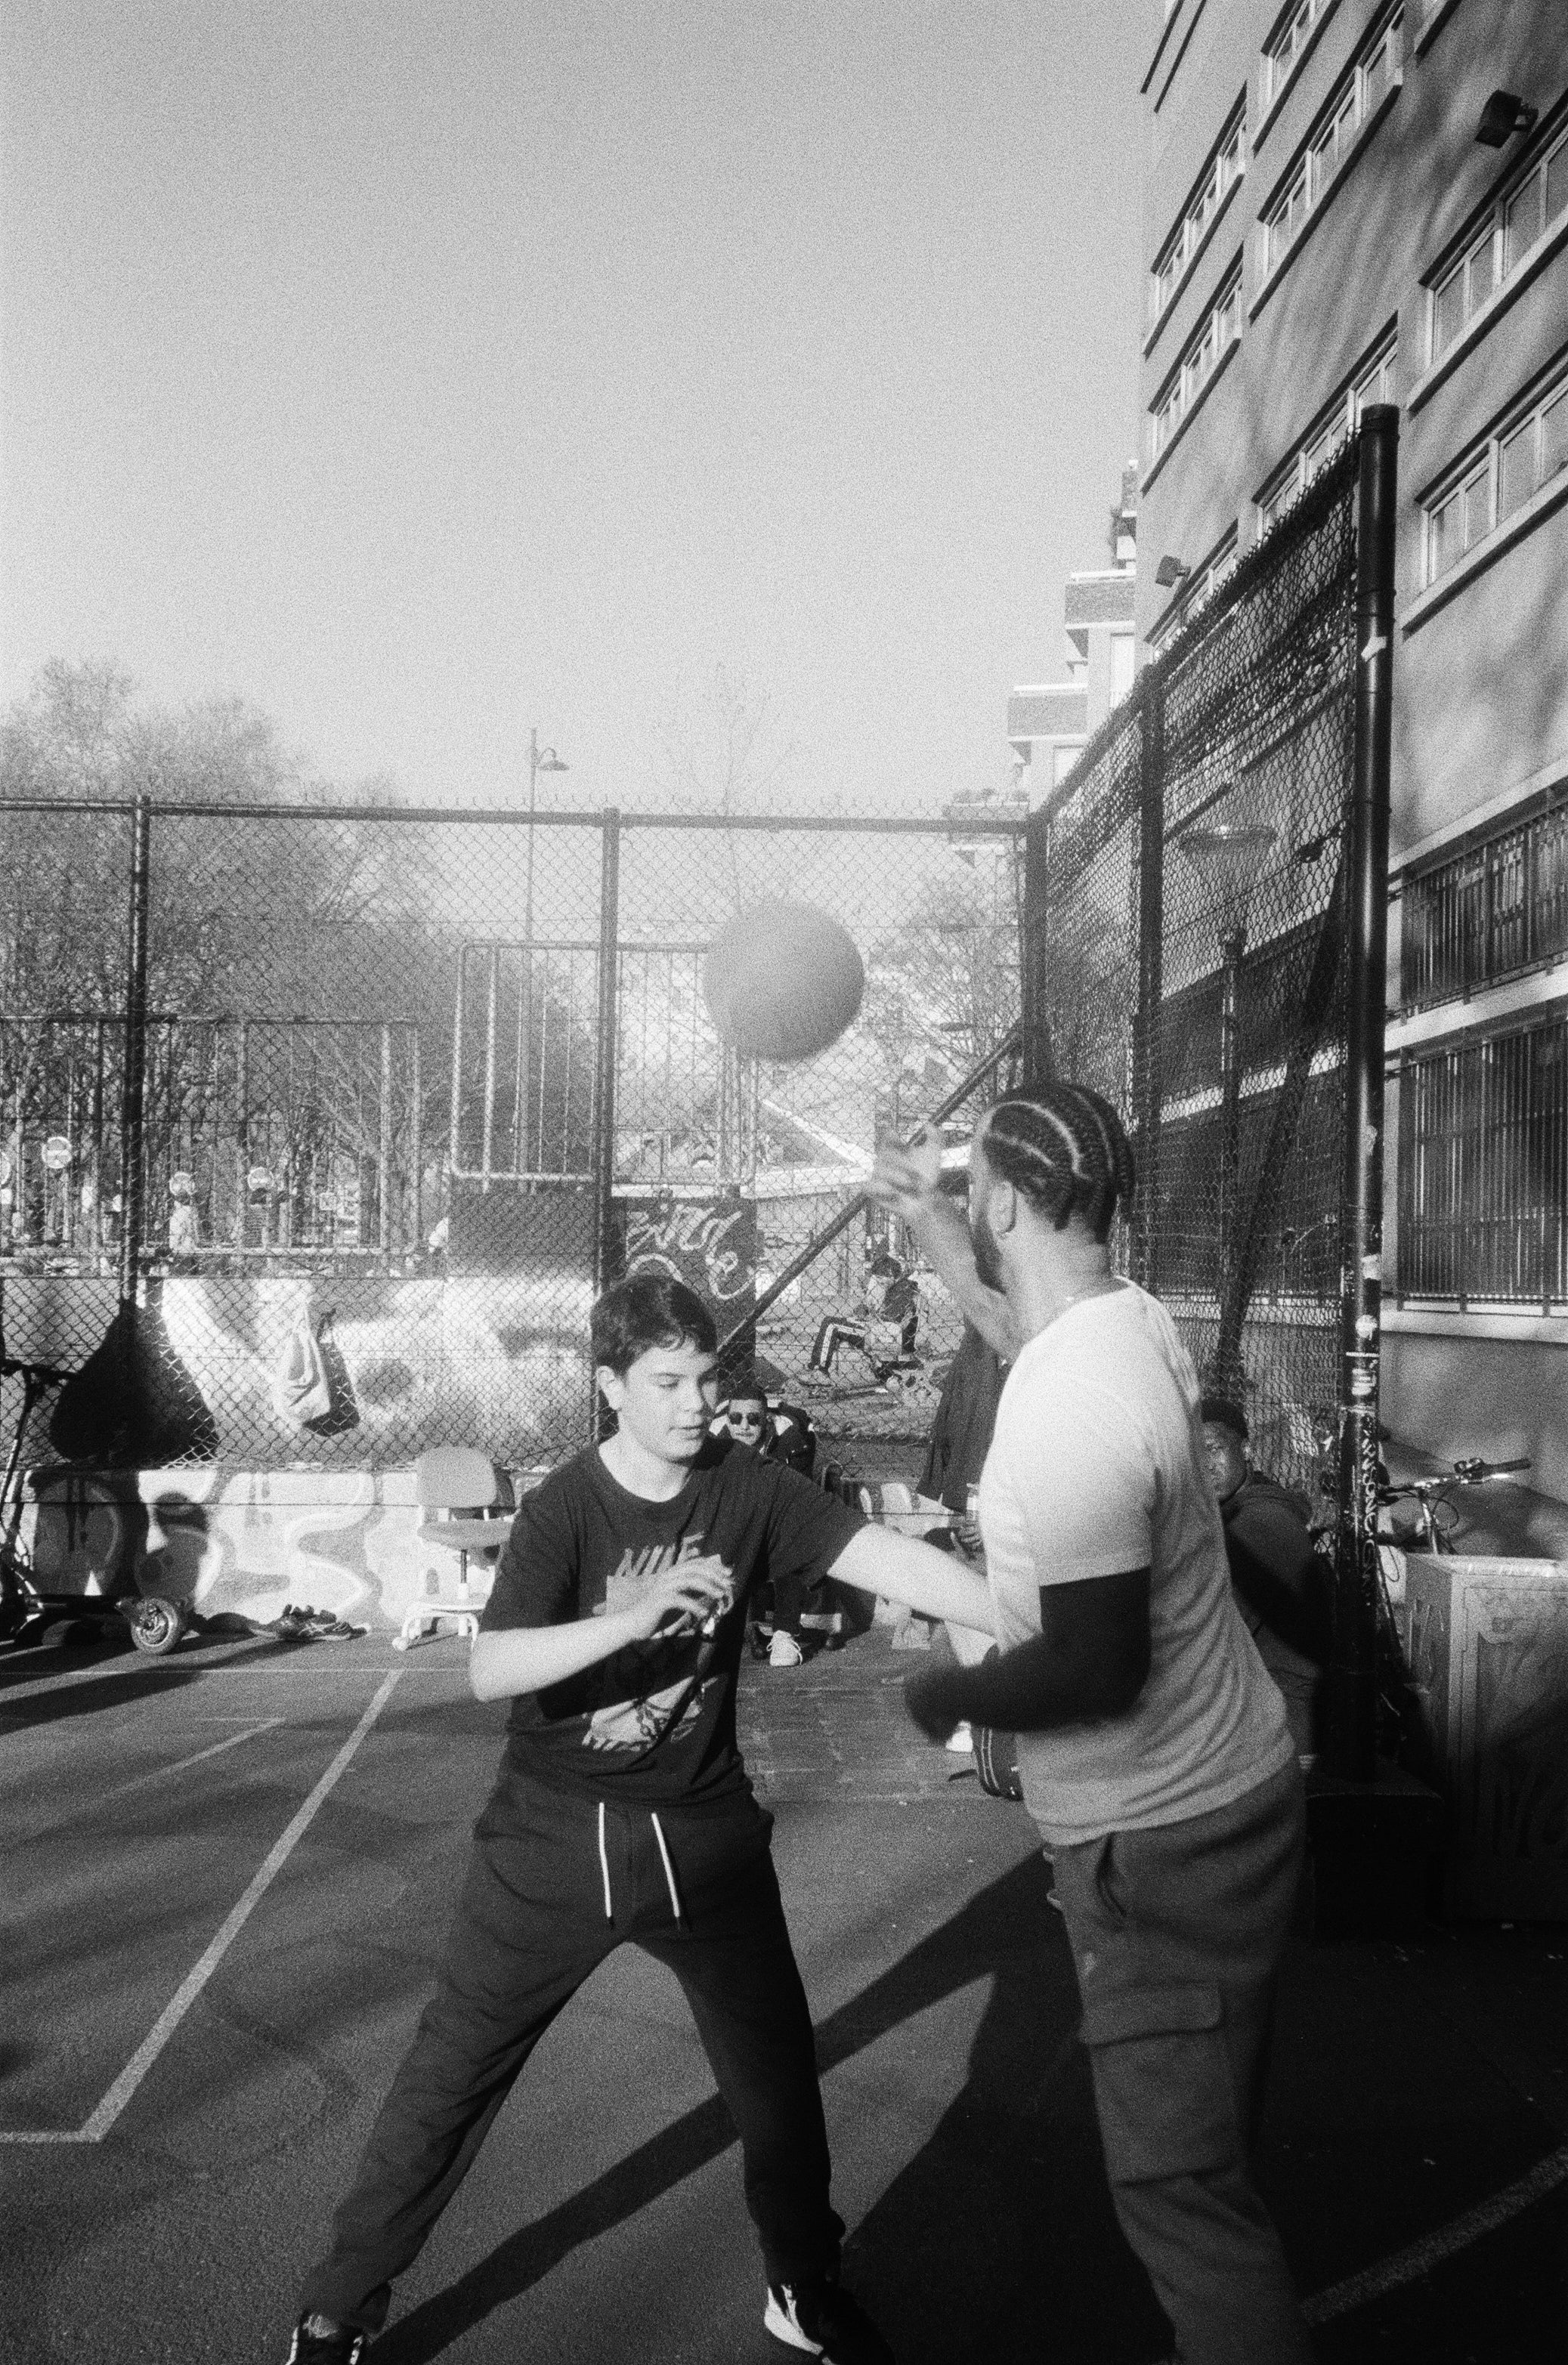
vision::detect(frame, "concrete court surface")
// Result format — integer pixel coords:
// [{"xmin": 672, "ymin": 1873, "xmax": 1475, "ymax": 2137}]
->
[{"xmin": 2, "ymin": 1625, "xmax": 1565, "ymax": 2365}]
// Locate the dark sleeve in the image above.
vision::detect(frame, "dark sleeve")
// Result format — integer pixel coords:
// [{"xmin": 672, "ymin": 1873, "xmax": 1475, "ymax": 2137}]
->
[
  {"xmin": 762, "ymin": 1462, "xmax": 865, "ymax": 1586},
  {"xmin": 478, "ymin": 1479, "xmax": 580, "ymax": 1632},
  {"xmin": 1224, "ymin": 1495, "xmax": 1332, "ymax": 1667}
]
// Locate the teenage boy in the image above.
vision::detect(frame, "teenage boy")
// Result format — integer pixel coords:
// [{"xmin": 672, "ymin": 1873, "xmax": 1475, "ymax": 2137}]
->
[{"xmin": 288, "ymin": 1272, "xmax": 989, "ymax": 2365}]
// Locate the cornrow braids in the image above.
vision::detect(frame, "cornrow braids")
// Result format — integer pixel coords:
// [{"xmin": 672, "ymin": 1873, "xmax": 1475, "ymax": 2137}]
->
[{"xmin": 982, "ymin": 1084, "xmax": 1137, "ymax": 1244}]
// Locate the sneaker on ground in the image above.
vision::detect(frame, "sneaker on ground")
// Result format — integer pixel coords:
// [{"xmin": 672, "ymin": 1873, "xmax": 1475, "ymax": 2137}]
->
[
  {"xmin": 944, "ymin": 1721, "xmax": 975, "ymax": 1754},
  {"xmin": 765, "ymin": 2274, "xmax": 895, "ymax": 2364},
  {"xmin": 769, "ymin": 1630, "xmax": 806, "ymax": 1668},
  {"xmin": 286, "ymin": 2315, "xmax": 366, "ymax": 2363}
]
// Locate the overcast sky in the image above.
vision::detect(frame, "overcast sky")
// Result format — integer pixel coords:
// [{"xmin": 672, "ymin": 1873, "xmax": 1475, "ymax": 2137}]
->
[{"xmin": 2, "ymin": 1, "xmax": 1153, "ymax": 812}]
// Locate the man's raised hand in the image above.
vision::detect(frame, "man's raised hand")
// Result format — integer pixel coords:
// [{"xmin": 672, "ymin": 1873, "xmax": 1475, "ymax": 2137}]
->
[{"xmin": 870, "ymin": 1126, "xmax": 945, "ymax": 1216}]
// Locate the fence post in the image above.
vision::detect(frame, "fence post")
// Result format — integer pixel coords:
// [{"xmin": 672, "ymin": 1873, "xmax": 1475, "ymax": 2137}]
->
[
  {"xmin": 1325, "ymin": 403, "xmax": 1398, "ymax": 1784},
  {"xmin": 1131, "ymin": 678, "xmax": 1164, "ymax": 1290},
  {"xmin": 591, "ymin": 807, "xmax": 622, "ymax": 1303},
  {"xmin": 1019, "ymin": 812, "xmax": 1053, "ymax": 1093},
  {"xmin": 118, "ymin": 793, "xmax": 152, "ymax": 1314}
]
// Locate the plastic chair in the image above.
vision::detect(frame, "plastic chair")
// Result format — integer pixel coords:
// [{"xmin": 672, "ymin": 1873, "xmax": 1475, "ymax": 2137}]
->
[{"xmin": 394, "ymin": 1447, "xmax": 509, "ymax": 1652}]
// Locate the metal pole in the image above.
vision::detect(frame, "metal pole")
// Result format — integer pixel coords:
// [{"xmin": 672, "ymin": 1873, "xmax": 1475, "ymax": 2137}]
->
[
  {"xmin": 449, "ymin": 944, "xmax": 466, "ymax": 1175},
  {"xmin": 118, "ymin": 795, "xmax": 152, "ymax": 1312},
  {"xmin": 481, "ymin": 944, "xmax": 499, "ymax": 1194},
  {"xmin": 591, "ymin": 808, "xmax": 621, "ymax": 1302},
  {"xmin": 1325, "ymin": 402, "xmax": 1399, "ymax": 1783},
  {"xmin": 410, "ymin": 1025, "xmax": 423, "ymax": 1257},
  {"xmin": 91, "ymin": 1017, "xmax": 105, "ymax": 1264},
  {"xmin": 1217, "ymin": 922, "xmax": 1245, "ymax": 1372},
  {"xmin": 379, "ymin": 1023, "xmax": 394, "ymax": 1255},
  {"xmin": 235, "ymin": 1022, "xmax": 249, "ymax": 1248},
  {"xmin": 520, "ymin": 728, "xmax": 537, "ymax": 1173},
  {"xmin": 1019, "ymin": 805, "xmax": 1053, "ymax": 1094},
  {"xmin": 1132, "ymin": 679, "xmax": 1164, "ymax": 1289}
]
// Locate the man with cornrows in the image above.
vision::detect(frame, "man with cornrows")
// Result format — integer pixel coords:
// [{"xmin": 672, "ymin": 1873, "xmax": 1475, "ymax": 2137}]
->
[{"xmin": 872, "ymin": 1084, "xmax": 1314, "ymax": 2365}]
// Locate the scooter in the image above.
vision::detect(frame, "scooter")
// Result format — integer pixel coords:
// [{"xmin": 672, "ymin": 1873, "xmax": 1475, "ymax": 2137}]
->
[{"xmin": 0, "ymin": 1355, "xmax": 189, "ymax": 1656}]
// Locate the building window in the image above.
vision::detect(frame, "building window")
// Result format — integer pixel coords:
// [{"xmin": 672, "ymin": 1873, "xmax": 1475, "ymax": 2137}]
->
[
  {"xmin": 1151, "ymin": 266, "xmax": 1243, "ymax": 459},
  {"xmin": 1428, "ymin": 120, "xmax": 1568, "ymax": 364},
  {"xmin": 1110, "ymin": 632, "xmax": 1137, "ymax": 701},
  {"xmin": 1257, "ymin": 330, "xmax": 1396, "ymax": 535},
  {"xmin": 1259, "ymin": 8, "xmax": 1402, "ymax": 274},
  {"xmin": 1152, "ymin": 101, "xmax": 1247, "ymax": 323},
  {"xmin": 1402, "ymin": 794, "xmax": 1568, "ymax": 1010},
  {"xmin": 1399, "ymin": 1016, "xmax": 1568, "ymax": 1307},
  {"xmin": 1421, "ymin": 367, "xmax": 1568, "ymax": 586},
  {"xmin": 1262, "ymin": 0, "xmax": 1332, "ymax": 108}
]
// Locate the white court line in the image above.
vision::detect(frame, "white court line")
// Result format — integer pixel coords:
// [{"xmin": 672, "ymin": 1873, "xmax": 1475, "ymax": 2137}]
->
[
  {"xmin": 113, "ymin": 1720, "xmax": 283, "ymax": 1790},
  {"xmin": 0, "ymin": 1669, "xmax": 400, "ymax": 2147},
  {"xmin": 1304, "ymin": 2141, "xmax": 1568, "ymax": 2321}
]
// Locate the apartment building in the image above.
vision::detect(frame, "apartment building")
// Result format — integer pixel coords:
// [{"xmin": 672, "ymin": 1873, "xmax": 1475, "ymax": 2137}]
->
[
  {"xmin": 1138, "ymin": 0, "xmax": 1568, "ymax": 1498},
  {"xmin": 1007, "ymin": 464, "xmax": 1139, "ymax": 796}
]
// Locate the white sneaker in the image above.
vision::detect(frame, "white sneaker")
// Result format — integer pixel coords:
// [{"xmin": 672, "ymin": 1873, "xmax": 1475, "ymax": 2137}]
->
[
  {"xmin": 769, "ymin": 1631, "xmax": 806, "ymax": 1668},
  {"xmin": 944, "ymin": 1722, "xmax": 974, "ymax": 1754}
]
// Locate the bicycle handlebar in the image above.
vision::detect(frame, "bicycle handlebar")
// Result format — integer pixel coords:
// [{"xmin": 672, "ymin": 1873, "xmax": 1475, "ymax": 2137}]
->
[
  {"xmin": 0, "ymin": 1358, "xmax": 73, "ymax": 1389},
  {"xmin": 1378, "ymin": 1455, "xmax": 1532, "ymax": 1501}
]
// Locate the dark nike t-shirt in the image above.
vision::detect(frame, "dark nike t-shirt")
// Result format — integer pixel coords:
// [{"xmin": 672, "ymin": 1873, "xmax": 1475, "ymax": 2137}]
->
[{"xmin": 479, "ymin": 1436, "xmax": 864, "ymax": 1806}]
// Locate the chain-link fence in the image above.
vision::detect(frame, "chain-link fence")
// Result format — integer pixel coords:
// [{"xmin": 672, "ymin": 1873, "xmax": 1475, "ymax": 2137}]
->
[
  {"xmin": 1030, "ymin": 437, "xmax": 1360, "ymax": 1498},
  {"xmin": 0, "ymin": 799, "xmax": 1025, "ymax": 1479}
]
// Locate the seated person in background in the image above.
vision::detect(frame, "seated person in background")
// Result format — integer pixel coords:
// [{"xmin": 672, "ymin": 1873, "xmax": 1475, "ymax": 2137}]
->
[
  {"xmin": 1201, "ymin": 1395, "xmax": 1331, "ymax": 1761},
  {"xmin": 919, "ymin": 1322, "xmax": 1009, "ymax": 1547},
  {"xmin": 725, "ymin": 1386, "xmax": 828, "ymax": 1668},
  {"xmin": 807, "ymin": 1253, "xmax": 919, "ymax": 1387}
]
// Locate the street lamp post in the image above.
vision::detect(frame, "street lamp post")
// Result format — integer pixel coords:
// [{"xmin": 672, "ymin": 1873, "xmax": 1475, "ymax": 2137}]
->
[
  {"xmin": 1177, "ymin": 816, "xmax": 1276, "ymax": 1393},
  {"xmin": 518, "ymin": 726, "xmax": 568, "ymax": 1173}
]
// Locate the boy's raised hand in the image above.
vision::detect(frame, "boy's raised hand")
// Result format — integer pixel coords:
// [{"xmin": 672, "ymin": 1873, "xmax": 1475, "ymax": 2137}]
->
[{"xmin": 623, "ymin": 1553, "xmax": 735, "ymax": 1642}]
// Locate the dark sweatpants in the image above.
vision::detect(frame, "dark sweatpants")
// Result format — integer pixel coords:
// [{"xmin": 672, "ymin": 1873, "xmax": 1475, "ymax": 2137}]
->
[
  {"xmin": 299, "ymin": 1773, "xmax": 841, "ymax": 2336},
  {"xmin": 1050, "ymin": 1758, "xmax": 1314, "ymax": 2365}
]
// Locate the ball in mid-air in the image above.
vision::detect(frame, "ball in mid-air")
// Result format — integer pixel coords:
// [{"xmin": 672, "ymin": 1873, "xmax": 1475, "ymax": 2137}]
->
[{"xmin": 704, "ymin": 900, "xmax": 865, "ymax": 1062}]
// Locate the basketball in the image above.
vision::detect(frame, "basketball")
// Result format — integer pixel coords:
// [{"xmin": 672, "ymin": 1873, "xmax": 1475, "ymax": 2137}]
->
[{"xmin": 704, "ymin": 901, "xmax": 865, "ymax": 1062}]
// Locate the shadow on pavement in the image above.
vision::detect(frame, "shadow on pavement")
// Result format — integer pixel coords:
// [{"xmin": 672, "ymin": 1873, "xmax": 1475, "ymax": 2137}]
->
[
  {"xmin": 0, "ymin": 1659, "xmax": 203, "ymax": 1729},
  {"xmin": 373, "ymin": 1853, "xmax": 1166, "ymax": 2365}
]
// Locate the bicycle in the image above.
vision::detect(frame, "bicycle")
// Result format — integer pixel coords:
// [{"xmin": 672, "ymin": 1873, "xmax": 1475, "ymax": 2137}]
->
[
  {"xmin": 1376, "ymin": 1456, "xmax": 1532, "ymax": 1554},
  {"xmin": 0, "ymin": 1354, "xmax": 189, "ymax": 1656}
]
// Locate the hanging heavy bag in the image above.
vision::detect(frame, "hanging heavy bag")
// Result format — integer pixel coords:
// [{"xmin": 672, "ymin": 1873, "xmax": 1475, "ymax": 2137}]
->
[{"xmin": 271, "ymin": 1315, "xmax": 332, "ymax": 1429}]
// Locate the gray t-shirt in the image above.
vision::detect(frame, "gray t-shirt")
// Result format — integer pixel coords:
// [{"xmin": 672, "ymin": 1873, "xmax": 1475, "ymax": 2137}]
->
[{"xmin": 979, "ymin": 1281, "xmax": 1293, "ymax": 1847}]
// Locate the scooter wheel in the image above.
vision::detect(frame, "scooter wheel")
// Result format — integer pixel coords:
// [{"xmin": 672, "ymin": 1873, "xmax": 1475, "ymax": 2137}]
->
[{"xmin": 125, "ymin": 1595, "xmax": 185, "ymax": 1656}]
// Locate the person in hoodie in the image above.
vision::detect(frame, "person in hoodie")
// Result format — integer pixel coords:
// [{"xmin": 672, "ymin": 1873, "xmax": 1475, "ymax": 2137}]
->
[{"xmin": 1200, "ymin": 1394, "xmax": 1331, "ymax": 1761}]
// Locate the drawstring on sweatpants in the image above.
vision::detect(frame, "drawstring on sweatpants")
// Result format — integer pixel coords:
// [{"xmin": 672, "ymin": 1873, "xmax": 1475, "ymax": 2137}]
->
[
  {"xmin": 594, "ymin": 1801, "xmax": 685, "ymax": 1927},
  {"xmin": 650, "ymin": 1812, "xmax": 684, "ymax": 1925}
]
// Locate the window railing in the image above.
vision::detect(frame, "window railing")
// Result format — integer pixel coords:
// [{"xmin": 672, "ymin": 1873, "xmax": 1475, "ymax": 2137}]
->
[
  {"xmin": 1152, "ymin": 103, "xmax": 1247, "ymax": 324},
  {"xmin": 1263, "ymin": 0, "xmax": 1332, "ymax": 110},
  {"xmin": 1402, "ymin": 795, "xmax": 1568, "ymax": 1008},
  {"xmin": 1258, "ymin": 7, "xmax": 1403, "ymax": 276},
  {"xmin": 1151, "ymin": 268, "xmax": 1242, "ymax": 459},
  {"xmin": 1257, "ymin": 331, "xmax": 1396, "ymax": 535},
  {"xmin": 1429, "ymin": 121, "xmax": 1568, "ymax": 365},
  {"xmin": 1399, "ymin": 1014, "xmax": 1568, "ymax": 1308},
  {"xmin": 1422, "ymin": 370, "xmax": 1568, "ymax": 586}
]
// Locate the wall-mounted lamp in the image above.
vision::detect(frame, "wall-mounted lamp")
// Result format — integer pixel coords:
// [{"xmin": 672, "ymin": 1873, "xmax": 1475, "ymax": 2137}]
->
[
  {"xmin": 1475, "ymin": 88, "xmax": 1537, "ymax": 147},
  {"xmin": 1155, "ymin": 554, "xmax": 1191, "ymax": 589}
]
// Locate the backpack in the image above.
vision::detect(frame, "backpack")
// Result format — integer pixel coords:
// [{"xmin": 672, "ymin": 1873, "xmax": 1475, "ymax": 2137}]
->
[{"xmin": 271, "ymin": 1316, "xmax": 332, "ymax": 1428}]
